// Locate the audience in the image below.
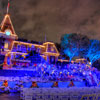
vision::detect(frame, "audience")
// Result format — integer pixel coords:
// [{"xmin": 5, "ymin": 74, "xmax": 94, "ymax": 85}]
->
[{"xmin": 0, "ymin": 60, "xmax": 99, "ymax": 93}]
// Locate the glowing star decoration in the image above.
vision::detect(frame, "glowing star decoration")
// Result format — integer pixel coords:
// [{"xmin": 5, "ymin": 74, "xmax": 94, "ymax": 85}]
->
[{"xmin": 5, "ymin": 29, "xmax": 11, "ymax": 36}]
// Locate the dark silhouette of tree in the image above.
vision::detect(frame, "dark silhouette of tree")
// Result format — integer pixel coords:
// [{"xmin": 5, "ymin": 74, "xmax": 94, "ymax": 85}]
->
[
  {"xmin": 92, "ymin": 59, "xmax": 100, "ymax": 70},
  {"xmin": 55, "ymin": 43, "xmax": 61, "ymax": 52},
  {"xmin": 26, "ymin": 50, "xmax": 45, "ymax": 64}
]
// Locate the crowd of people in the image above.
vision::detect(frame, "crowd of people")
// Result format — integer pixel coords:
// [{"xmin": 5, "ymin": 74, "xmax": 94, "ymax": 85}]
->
[
  {"xmin": 28, "ymin": 62, "xmax": 99, "ymax": 86},
  {"xmin": 0, "ymin": 60, "xmax": 100, "ymax": 93},
  {"xmin": 11, "ymin": 60, "xmax": 100, "ymax": 86},
  {"xmin": 0, "ymin": 79, "xmax": 75, "ymax": 93}
]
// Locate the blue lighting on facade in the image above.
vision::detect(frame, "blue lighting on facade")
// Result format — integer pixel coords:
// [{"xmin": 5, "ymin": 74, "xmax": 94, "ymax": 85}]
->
[
  {"xmin": 0, "ymin": 10, "xmax": 100, "ymax": 92},
  {"xmin": 7, "ymin": 57, "xmax": 10, "ymax": 65}
]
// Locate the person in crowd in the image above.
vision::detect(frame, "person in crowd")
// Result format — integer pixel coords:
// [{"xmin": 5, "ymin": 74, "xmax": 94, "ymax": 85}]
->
[
  {"xmin": 3, "ymin": 80, "xmax": 8, "ymax": 87},
  {"xmin": 14, "ymin": 83, "xmax": 20, "ymax": 92},
  {"xmin": 1, "ymin": 80, "xmax": 10, "ymax": 93},
  {"xmin": 83, "ymin": 79, "xmax": 89, "ymax": 87},
  {"xmin": 52, "ymin": 81, "xmax": 58, "ymax": 87},
  {"xmin": 68, "ymin": 79, "xmax": 75, "ymax": 87},
  {"xmin": 13, "ymin": 80, "xmax": 23, "ymax": 92},
  {"xmin": 31, "ymin": 81, "xmax": 38, "ymax": 88}
]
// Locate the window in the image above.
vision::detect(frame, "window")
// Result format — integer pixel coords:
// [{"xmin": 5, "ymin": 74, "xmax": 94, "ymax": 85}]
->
[
  {"xmin": 27, "ymin": 46, "xmax": 31, "ymax": 51},
  {"xmin": 4, "ymin": 42, "xmax": 8, "ymax": 49},
  {"xmin": 17, "ymin": 44, "xmax": 21, "ymax": 51}
]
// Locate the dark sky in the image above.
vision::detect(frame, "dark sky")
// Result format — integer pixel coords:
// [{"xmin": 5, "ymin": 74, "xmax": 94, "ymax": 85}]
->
[{"xmin": 0, "ymin": 0, "xmax": 100, "ymax": 43}]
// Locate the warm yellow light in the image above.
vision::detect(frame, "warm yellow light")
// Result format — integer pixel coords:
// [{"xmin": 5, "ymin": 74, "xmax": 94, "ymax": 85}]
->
[
  {"xmin": 13, "ymin": 41, "xmax": 45, "ymax": 48},
  {"xmin": 58, "ymin": 59, "xmax": 69, "ymax": 62},
  {"xmin": 1, "ymin": 14, "xmax": 17, "ymax": 37},
  {"xmin": 8, "ymin": 51, "xmax": 27, "ymax": 55},
  {"xmin": 43, "ymin": 42, "xmax": 59, "ymax": 55},
  {"xmin": 43, "ymin": 42, "xmax": 54, "ymax": 45},
  {"xmin": 4, "ymin": 42, "xmax": 8, "ymax": 49},
  {"xmin": 60, "ymin": 72, "xmax": 62, "ymax": 74},
  {"xmin": 43, "ymin": 52, "xmax": 59, "ymax": 56}
]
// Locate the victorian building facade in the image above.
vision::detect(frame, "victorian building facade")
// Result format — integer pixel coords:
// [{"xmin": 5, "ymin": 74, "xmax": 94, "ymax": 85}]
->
[{"xmin": 0, "ymin": 13, "xmax": 60, "ymax": 69}]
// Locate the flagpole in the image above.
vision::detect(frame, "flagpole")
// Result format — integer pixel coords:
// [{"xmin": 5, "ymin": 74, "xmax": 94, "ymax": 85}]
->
[{"xmin": 7, "ymin": 0, "xmax": 10, "ymax": 14}]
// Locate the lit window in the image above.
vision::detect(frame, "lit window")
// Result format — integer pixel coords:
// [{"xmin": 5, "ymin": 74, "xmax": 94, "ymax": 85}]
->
[{"xmin": 4, "ymin": 42, "xmax": 8, "ymax": 49}]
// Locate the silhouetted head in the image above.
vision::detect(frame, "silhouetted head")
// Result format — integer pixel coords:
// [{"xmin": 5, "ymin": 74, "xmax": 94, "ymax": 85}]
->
[{"xmin": 4, "ymin": 80, "xmax": 8, "ymax": 83}]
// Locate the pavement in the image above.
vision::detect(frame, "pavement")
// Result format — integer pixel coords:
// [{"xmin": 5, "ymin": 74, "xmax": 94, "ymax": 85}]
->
[{"xmin": 0, "ymin": 93, "xmax": 20, "ymax": 100}]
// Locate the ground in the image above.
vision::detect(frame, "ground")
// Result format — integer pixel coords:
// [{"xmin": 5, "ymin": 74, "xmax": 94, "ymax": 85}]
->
[{"xmin": 0, "ymin": 93, "xmax": 20, "ymax": 100}]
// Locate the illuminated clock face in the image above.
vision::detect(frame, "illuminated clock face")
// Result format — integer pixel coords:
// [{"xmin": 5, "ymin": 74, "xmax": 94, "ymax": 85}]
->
[{"xmin": 5, "ymin": 29, "xmax": 12, "ymax": 36}]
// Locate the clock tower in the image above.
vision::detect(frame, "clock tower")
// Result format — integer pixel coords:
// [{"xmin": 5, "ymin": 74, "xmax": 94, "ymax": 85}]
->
[
  {"xmin": 0, "ymin": 13, "xmax": 18, "ymax": 69},
  {"xmin": 0, "ymin": 14, "xmax": 18, "ymax": 51}
]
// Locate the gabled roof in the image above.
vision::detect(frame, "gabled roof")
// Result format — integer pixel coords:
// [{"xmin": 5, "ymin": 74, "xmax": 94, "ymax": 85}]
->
[
  {"xmin": 0, "ymin": 14, "xmax": 17, "ymax": 36},
  {"xmin": 43, "ymin": 42, "xmax": 60, "ymax": 56}
]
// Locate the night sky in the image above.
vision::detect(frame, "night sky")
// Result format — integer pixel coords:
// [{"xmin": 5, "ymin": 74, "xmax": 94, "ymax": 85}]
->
[{"xmin": 0, "ymin": 0, "xmax": 100, "ymax": 43}]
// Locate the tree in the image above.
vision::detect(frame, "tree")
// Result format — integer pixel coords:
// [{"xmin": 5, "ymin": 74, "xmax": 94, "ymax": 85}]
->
[
  {"xmin": 92, "ymin": 59, "xmax": 100, "ymax": 70},
  {"xmin": 61, "ymin": 33, "xmax": 90, "ymax": 61},
  {"xmin": 26, "ymin": 50, "xmax": 45, "ymax": 64},
  {"xmin": 86, "ymin": 40, "xmax": 100, "ymax": 65},
  {"xmin": 55, "ymin": 43, "xmax": 61, "ymax": 53}
]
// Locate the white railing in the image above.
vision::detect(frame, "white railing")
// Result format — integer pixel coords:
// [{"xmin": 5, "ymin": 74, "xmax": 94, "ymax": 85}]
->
[{"xmin": 20, "ymin": 87, "xmax": 100, "ymax": 100}]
